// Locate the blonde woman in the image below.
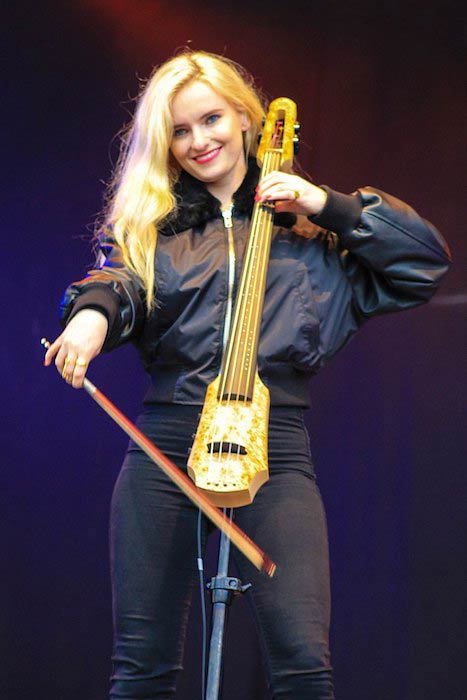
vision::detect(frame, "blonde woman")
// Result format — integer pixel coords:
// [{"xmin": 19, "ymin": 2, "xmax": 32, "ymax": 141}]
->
[{"xmin": 45, "ymin": 51, "xmax": 451, "ymax": 699}]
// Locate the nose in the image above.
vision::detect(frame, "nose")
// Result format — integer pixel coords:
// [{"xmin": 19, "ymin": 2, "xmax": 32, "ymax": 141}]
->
[{"xmin": 191, "ymin": 126, "xmax": 209, "ymax": 152}]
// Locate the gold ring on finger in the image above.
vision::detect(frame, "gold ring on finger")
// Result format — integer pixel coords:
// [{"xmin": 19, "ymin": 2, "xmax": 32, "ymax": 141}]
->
[
  {"xmin": 76, "ymin": 357, "xmax": 88, "ymax": 367},
  {"xmin": 293, "ymin": 190, "xmax": 301, "ymax": 200}
]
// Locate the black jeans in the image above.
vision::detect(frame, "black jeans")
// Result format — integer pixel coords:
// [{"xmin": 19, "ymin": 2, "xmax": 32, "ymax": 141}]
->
[{"xmin": 109, "ymin": 405, "xmax": 335, "ymax": 699}]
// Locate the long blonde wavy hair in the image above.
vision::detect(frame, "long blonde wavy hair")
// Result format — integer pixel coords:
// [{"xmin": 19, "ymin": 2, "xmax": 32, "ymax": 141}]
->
[{"xmin": 102, "ymin": 51, "xmax": 266, "ymax": 310}]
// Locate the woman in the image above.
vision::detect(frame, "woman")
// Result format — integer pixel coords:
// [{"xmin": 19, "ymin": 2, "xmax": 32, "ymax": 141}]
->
[{"xmin": 44, "ymin": 51, "xmax": 451, "ymax": 699}]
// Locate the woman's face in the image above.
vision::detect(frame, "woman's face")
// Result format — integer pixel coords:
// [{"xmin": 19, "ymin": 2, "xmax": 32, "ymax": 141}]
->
[{"xmin": 170, "ymin": 80, "xmax": 250, "ymax": 196}]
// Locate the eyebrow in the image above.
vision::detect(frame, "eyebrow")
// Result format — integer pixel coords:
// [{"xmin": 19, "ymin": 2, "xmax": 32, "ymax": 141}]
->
[{"xmin": 173, "ymin": 108, "xmax": 224, "ymax": 129}]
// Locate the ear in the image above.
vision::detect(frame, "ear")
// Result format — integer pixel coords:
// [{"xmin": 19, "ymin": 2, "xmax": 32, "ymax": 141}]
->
[{"xmin": 240, "ymin": 112, "xmax": 251, "ymax": 132}]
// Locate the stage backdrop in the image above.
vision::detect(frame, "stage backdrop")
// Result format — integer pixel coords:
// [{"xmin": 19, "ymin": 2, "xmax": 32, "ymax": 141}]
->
[{"xmin": 3, "ymin": 1, "xmax": 466, "ymax": 699}]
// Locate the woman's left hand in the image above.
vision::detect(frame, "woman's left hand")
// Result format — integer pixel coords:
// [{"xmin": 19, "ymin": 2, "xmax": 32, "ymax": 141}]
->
[{"xmin": 255, "ymin": 171, "xmax": 327, "ymax": 217}]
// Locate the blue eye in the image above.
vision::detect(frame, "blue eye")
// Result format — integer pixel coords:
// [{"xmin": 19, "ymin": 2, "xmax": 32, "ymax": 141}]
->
[
  {"xmin": 173, "ymin": 127, "xmax": 187, "ymax": 138},
  {"xmin": 206, "ymin": 113, "xmax": 220, "ymax": 125}
]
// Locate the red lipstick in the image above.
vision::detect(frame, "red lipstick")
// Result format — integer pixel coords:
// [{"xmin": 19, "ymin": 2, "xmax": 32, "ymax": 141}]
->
[{"xmin": 193, "ymin": 147, "xmax": 221, "ymax": 164}]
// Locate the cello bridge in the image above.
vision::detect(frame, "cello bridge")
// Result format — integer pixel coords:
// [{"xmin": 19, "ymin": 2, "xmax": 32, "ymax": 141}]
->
[{"xmin": 207, "ymin": 441, "xmax": 247, "ymax": 456}]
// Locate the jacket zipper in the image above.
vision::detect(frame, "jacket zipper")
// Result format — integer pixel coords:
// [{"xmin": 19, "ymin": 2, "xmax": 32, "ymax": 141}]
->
[{"xmin": 221, "ymin": 205, "xmax": 235, "ymax": 350}]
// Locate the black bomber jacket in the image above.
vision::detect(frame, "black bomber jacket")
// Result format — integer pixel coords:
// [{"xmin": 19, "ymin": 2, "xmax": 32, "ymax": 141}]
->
[{"xmin": 60, "ymin": 162, "xmax": 452, "ymax": 407}]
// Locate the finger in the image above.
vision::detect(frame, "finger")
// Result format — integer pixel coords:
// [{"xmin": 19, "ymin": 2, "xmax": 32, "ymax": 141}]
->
[
  {"xmin": 257, "ymin": 170, "xmax": 286, "ymax": 187},
  {"xmin": 44, "ymin": 335, "xmax": 64, "ymax": 366},
  {"xmin": 54, "ymin": 344, "xmax": 69, "ymax": 372},
  {"xmin": 59, "ymin": 352, "xmax": 77, "ymax": 383},
  {"xmin": 71, "ymin": 358, "xmax": 90, "ymax": 389},
  {"xmin": 257, "ymin": 171, "xmax": 298, "ymax": 191},
  {"xmin": 273, "ymin": 187, "xmax": 301, "ymax": 201},
  {"xmin": 274, "ymin": 200, "xmax": 296, "ymax": 213},
  {"xmin": 257, "ymin": 179, "xmax": 302, "ymax": 202},
  {"xmin": 256, "ymin": 186, "xmax": 300, "ymax": 203}
]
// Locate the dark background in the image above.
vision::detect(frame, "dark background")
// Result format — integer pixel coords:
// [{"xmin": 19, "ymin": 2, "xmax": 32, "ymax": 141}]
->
[{"xmin": 3, "ymin": 1, "xmax": 466, "ymax": 698}]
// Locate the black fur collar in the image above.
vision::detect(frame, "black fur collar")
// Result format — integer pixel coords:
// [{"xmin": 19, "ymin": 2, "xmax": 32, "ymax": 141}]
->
[{"xmin": 159, "ymin": 158, "xmax": 296, "ymax": 235}]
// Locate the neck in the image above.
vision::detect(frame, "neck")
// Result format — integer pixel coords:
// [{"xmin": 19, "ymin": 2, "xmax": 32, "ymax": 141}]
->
[
  {"xmin": 206, "ymin": 161, "xmax": 248, "ymax": 210},
  {"xmin": 206, "ymin": 182, "xmax": 238, "ymax": 210}
]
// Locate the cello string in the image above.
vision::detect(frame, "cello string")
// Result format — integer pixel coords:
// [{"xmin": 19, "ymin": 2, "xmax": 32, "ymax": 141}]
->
[
  {"xmin": 235, "ymin": 148, "xmax": 276, "ymax": 399},
  {"xmin": 230, "ymin": 150, "xmax": 270, "ymax": 402},
  {"xmin": 211, "ymin": 159, "xmax": 268, "ymax": 480},
  {"xmin": 234, "ymin": 149, "xmax": 277, "ymax": 489},
  {"xmin": 241, "ymin": 150, "xmax": 279, "ymax": 403},
  {"xmin": 219, "ymin": 167, "xmax": 265, "ymax": 400},
  {"xmin": 219, "ymin": 179, "xmax": 266, "ymax": 400},
  {"xmin": 215, "ymin": 150, "xmax": 273, "ymax": 487},
  {"xmin": 232, "ymin": 149, "xmax": 276, "ymax": 492},
  {"xmin": 225, "ymin": 149, "xmax": 277, "ymax": 408},
  {"xmin": 218, "ymin": 157, "xmax": 269, "ymax": 477}
]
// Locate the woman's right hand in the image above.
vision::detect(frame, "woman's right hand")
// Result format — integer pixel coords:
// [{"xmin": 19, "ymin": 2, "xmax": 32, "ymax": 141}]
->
[{"xmin": 44, "ymin": 309, "xmax": 109, "ymax": 388}]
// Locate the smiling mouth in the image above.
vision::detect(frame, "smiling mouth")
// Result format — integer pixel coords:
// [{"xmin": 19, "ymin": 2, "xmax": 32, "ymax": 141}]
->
[{"xmin": 192, "ymin": 147, "xmax": 221, "ymax": 164}]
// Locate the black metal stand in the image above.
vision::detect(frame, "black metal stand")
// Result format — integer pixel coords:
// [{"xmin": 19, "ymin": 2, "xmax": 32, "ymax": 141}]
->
[{"xmin": 205, "ymin": 523, "xmax": 251, "ymax": 700}]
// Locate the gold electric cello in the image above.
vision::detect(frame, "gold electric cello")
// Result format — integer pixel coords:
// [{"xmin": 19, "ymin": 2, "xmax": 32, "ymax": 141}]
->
[{"xmin": 187, "ymin": 98, "xmax": 299, "ymax": 507}]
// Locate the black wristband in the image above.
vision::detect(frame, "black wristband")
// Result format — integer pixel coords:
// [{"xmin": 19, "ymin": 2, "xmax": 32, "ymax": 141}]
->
[
  {"xmin": 308, "ymin": 185, "xmax": 362, "ymax": 236},
  {"xmin": 66, "ymin": 286, "xmax": 120, "ymax": 329}
]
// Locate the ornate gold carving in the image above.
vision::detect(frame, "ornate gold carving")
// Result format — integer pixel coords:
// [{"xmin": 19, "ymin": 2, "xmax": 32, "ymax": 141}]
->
[
  {"xmin": 187, "ymin": 374, "xmax": 270, "ymax": 507},
  {"xmin": 256, "ymin": 97, "xmax": 297, "ymax": 168}
]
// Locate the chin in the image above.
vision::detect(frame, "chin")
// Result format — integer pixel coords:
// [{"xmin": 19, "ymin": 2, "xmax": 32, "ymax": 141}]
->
[{"xmin": 190, "ymin": 164, "xmax": 227, "ymax": 184}]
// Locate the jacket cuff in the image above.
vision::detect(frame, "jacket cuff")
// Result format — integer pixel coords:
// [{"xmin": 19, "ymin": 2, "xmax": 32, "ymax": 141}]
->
[
  {"xmin": 66, "ymin": 286, "xmax": 121, "ymax": 331},
  {"xmin": 308, "ymin": 186, "xmax": 362, "ymax": 236}
]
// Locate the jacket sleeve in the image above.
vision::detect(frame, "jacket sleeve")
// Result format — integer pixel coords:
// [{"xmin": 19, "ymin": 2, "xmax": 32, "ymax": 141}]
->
[
  {"xmin": 310, "ymin": 186, "xmax": 452, "ymax": 319},
  {"xmin": 59, "ymin": 229, "xmax": 146, "ymax": 351}
]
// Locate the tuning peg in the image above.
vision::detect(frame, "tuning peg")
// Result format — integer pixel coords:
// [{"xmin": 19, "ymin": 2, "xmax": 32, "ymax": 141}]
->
[
  {"xmin": 293, "ymin": 122, "xmax": 301, "ymax": 154},
  {"xmin": 257, "ymin": 116, "xmax": 267, "ymax": 144}
]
